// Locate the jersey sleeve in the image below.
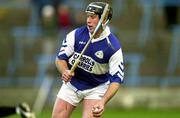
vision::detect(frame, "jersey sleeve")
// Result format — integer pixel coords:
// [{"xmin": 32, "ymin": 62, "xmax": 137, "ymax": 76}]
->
[
  {"xmin": 57, "ymin": 30, "xmax": 76, "ymax": 60},
  {"xmin": 109, "ymin": 48, "xmax": 124, "ymax": 83}
]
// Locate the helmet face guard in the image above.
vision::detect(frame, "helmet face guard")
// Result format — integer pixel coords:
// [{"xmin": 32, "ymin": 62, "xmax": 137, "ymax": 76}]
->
[{"xmin": 85, "ymin": 2, "xmax": 113, "ymax": 21}]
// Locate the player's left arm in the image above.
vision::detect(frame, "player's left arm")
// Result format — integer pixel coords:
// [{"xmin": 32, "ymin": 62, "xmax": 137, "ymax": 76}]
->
[
  {"xmin": 92, "ymin": 83, "xmax": 120, "ymax": 117},
  {"xmin": 103, "ymin": 47, "xmax": 124, "ymax": 103},
  {"xmin": 92, "ymin": 48, "xmax": 124, "ymax": 117}
]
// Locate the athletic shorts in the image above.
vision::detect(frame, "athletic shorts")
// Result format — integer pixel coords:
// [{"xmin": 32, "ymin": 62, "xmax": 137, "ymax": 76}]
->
[{"xmin": 57, "ymin": 81, "xmax": 110, "ymax": 106}]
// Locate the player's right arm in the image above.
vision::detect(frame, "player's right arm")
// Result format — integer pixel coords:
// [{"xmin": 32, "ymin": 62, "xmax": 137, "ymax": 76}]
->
[
  {"xmin": 56, "ymin": 30, "xmax": 76, "ymax": 82},
  {"xmin": 55, "ymin": 58, "xmax": 74, "ymax": 82}
]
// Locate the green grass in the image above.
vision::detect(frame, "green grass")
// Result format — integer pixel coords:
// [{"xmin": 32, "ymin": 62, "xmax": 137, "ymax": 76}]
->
[{"xmin": 8, "ymin": 108, "xmax": 180, "ymax": 118}]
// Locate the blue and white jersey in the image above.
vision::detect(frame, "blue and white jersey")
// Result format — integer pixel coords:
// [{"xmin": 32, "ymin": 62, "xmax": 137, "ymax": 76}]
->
[{"xmin": 57, "ymin": 26, "xmax": 124, "ymax": 90}]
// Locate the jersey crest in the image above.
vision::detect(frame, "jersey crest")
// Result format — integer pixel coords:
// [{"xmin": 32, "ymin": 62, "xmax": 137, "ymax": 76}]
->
[{"xmin": 95, "ymin": 50, "xmax": 104, "ymax": 59}]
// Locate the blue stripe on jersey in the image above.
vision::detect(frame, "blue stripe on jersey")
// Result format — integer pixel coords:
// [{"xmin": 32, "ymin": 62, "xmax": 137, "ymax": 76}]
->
[
  {"xmin": 61, "ymin": 45, "xmax": 67, "ymax": 47},
  {"xmin": 70, "ymin": 67, "xmax": 109, "ymax": 90},
  {"xmin": 57, "ymin": 53, "xmax": 68, "ymax": 61},
  {"xmin": 109, "ymin": 74, "xmax": 123, "ymax": 84}
]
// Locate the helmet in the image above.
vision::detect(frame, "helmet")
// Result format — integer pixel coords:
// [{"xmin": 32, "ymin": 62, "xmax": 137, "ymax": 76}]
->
[{"xmin": 85, "ymin": 2, "xmax": 113, "ymax": 21}]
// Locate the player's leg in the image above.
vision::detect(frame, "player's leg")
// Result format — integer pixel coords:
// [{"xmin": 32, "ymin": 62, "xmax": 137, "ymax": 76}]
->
[
  {"xmin": 82, "ymin": 99, "xmax": 101, "ymax": 118},
  {"xmin": 52, "ymin": 83, "xmax": 81, "ymax": 118},
  {"xmin": 51, "ymin": 98, "xmax": 75, "ymax": 118},
  {"xmin": 82, "ymin": 81, "xmax": 109, "ymax": 118}
]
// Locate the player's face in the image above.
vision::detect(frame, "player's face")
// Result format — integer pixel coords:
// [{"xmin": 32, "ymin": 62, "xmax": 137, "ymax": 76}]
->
[{"xmin": 86, "ymin": 13, "xmax": 100, "ymax": 34}]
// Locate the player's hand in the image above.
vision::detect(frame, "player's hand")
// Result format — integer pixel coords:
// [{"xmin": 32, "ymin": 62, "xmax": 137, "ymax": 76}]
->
[
  {"xmin": 92, "ymin": 100, "xmax": 105, "ymax": 117},
  {"xmin": 62, "ymin": 70, "xmax": 74, "ymax": 82}
]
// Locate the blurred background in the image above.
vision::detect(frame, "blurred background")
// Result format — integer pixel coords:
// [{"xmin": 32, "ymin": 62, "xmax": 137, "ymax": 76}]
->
[{"xmin": 0, "ymin": 0, "xmax": 180, "ymax": 117}]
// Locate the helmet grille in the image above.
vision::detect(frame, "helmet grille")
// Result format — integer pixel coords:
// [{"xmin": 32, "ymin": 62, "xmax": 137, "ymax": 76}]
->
[{"xmin": 85, "ymin": 2, "xmax": 113, "ymax": 21}]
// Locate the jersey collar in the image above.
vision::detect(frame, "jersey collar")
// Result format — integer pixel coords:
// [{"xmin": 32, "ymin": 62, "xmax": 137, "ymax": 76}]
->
[{"xmin": 89, "ymin": 26, "xmax": 111, "ymax": 43}]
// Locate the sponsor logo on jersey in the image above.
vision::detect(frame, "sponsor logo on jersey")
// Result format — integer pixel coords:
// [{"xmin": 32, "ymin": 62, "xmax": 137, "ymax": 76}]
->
[
  {"xmin": 70, "ymin": 53, "xmax": 95, "ymax": 72},
  {"xmin": 95, "ymin": 50, "xmax": 104, "ymax": 59}
]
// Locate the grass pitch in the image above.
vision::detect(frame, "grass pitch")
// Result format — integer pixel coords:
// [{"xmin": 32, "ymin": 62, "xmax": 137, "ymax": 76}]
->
[{"xmin": 9, "ymin": 107, "xmax": 180, "ymax": 118}]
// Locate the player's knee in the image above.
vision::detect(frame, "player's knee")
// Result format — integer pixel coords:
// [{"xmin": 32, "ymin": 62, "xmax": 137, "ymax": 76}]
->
[{"xmin": 52, "ymin": 109, "xmax": 69, "ymax": 118}]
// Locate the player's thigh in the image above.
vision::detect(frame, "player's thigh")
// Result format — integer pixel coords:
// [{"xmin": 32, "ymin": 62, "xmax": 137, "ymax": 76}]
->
[
  {"xmin": 82, "ymin": 99, "xmax": 101, "ymax": 118},
  {"xmin": 52, "ymin": 97, "xmax": 75, "ymax": 118}
]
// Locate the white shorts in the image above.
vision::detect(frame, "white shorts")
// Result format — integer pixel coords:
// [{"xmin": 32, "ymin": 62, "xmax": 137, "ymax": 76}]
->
[{"xmin": 57, "ymin": 81, "xmax": 110, "ymax": 106}]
